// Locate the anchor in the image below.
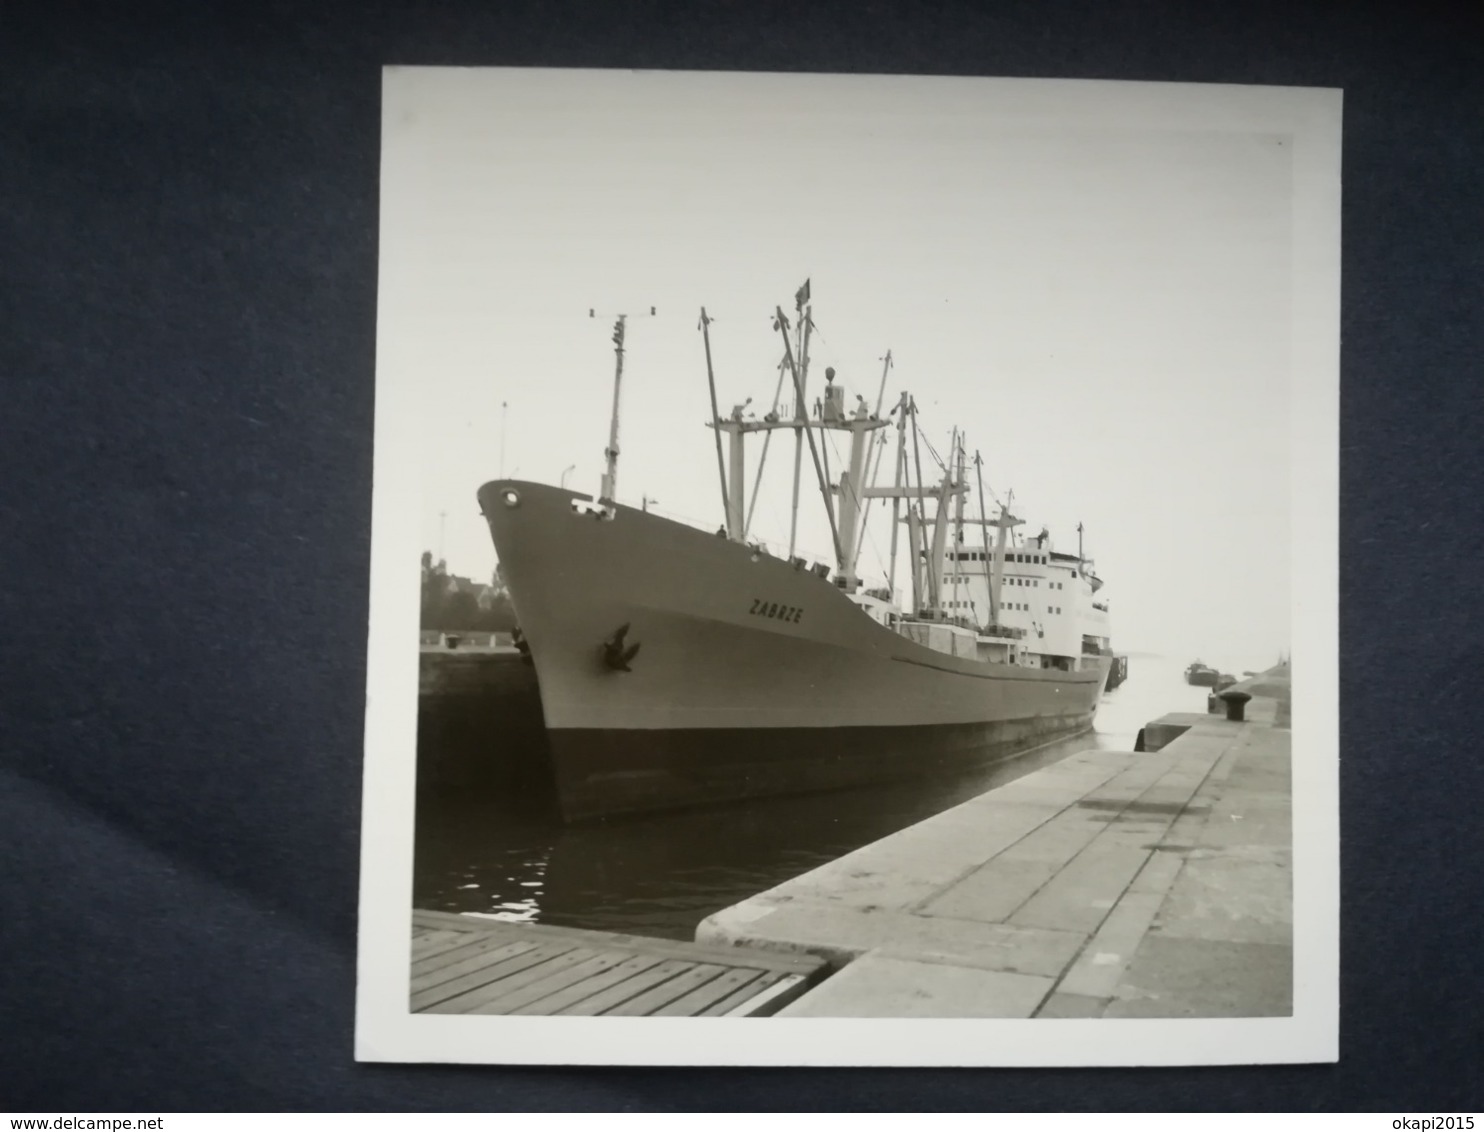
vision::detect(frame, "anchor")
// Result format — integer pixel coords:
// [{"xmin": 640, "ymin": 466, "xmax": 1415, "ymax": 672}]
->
[
  {"xmin": 601, "ymin": 622, "xmax": 642, "ymax": 672},
  {"xmin": 511, "ymin": 626, "xmax": 533, "ymax": 666}
]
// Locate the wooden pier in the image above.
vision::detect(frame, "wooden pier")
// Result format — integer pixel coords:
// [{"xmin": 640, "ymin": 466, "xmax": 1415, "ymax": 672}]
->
[{"xmin": 411, "ymin": 910, "xmax": 827, "ymax": 1017}]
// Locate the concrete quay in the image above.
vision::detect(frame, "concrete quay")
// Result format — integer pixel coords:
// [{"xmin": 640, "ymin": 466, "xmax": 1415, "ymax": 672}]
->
[{"xmin": 697, "ymin": 690, "xmax": 1291, "ymax": 1018}]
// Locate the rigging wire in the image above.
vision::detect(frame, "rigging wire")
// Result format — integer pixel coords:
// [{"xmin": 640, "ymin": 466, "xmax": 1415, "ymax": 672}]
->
[
  {"xmin": 761, "ymin": 498, "xmax": 835, "ymax": 571},
  {"xmin": 742, "ymin": 354, "xmax": 790, "ymax": 537},
  {"xmin": 859, "ymin": 516, "xmax": 892, "ymax": 593},
  {"xmin": 819, "ymin": 419, "xmax": 836, "ymax": 498},
  {"xmin": 852, "ymin": 428, "xmax": 891, "ymax": 568},
  {"xmin": 919, "ymin": 429, "xmax": 949, "ymax": 476},
  {"xmin": 805, "ymin": 317, "xmax": 837, "ymax": 368},
  {"xmin": 797, "ymin": 318, "xmax": 867, "ymax": 409}
]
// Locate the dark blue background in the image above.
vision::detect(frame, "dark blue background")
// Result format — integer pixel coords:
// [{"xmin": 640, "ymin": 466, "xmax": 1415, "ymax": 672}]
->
[{"xmin": 3, "ymin": 0, "xmax": 1481, "ymax": 1111}]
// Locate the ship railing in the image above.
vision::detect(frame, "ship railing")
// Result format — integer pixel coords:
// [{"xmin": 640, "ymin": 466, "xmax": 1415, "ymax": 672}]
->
[{"xmin": 635, "ymin": 499, "xmax": 895, "ymax": 594}]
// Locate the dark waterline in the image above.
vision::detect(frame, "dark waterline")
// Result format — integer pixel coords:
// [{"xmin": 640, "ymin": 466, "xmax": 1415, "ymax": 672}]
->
[{"xmin": 411, "ymin": 653, "xmax": 1209, "ymax": 940}]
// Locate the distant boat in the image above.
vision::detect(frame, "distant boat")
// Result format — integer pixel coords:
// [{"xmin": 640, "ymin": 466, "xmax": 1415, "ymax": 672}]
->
[
  {"xmin": 1185, "ymin": 660, "xmax": 1220, "ymax": 687},
  {"xmin": 480, "ymin": 284, "xmax": 1116, "ymax": 821}
]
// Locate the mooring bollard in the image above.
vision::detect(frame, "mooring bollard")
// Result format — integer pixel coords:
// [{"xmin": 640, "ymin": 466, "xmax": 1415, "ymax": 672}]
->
[{"xmin": 1218, "ymin": 689, "xmax": 1252, "ymax": 722}]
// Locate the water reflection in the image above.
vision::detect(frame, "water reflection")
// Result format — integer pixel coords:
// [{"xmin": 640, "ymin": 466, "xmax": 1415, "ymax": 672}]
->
[{"xmin": 412, "ymin": 653, "xmax": 1209, "ymax": 940}]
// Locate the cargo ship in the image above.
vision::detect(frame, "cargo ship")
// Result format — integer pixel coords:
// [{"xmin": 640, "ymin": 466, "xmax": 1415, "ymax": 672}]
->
[{"xmin": 478, "ymin": 286, "xmax": 1114, "ymax": 821}]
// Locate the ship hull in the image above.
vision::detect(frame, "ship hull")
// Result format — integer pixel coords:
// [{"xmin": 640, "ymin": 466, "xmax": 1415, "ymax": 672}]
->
[
  {"xmin": 546, "ymin": 717, "xmax": 1089, "ymax": 822},
  {"xmin": 478, "ymin": 480, "xmax": 1108, "ymax": 821}
]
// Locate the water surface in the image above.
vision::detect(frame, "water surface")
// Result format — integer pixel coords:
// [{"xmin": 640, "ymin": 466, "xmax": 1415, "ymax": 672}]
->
[{"xmin": 412, "ymin": 653, "xmax": 1208, "ymax": 940}]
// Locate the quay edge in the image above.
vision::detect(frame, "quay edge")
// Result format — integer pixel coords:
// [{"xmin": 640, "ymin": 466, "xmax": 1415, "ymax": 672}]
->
[{"xmin": 695, "ymin": 664, "xmax": 1293, "ymax": 1018}]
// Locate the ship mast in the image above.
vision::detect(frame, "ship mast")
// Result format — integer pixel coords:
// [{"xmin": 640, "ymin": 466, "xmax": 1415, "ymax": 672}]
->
[
  {"xmin": 886, "ymin": 392, "xmax": 909, "ymax": 604},
  {"xmin": 909, "ymin": 398, "xmax": 927, "ymax": 611},
  {"xmin": 591, "ymin": 305, "xmax": 655, "ymax": 507},
  {"xmin": 952, "ymin": 434, "xmax": 967, "ymax": 617},
  {"xmin": 872, "ymin": 350, "xmax": 893, "ymax": 417},
  {"xmin": 701, "ymin": 285, "xmax": 900, "ymax": 594},
  {"xmin": 850, "ymin": 352, "xmax": 894, "ymax": 571},
  {"xmin": 974, "ymin": 450, "xmax": 996, "ymax": 625},
  {"xmin": 990, "ymin": 490, "xmax": 1021, "ymax": 622},
  {"xmin": 787, "ymin": 281, "xmax": 812, "ymax": 560},
  {"xmin": 598, "ymin": 315, "xmax": 626, "ymax": 505},
  {"xmin": 698, "ymin": 308, "xmax": 731, "ymax": 535},
  {"xmin": 906, "ymin": 498, "xmax": 923, "ymax": 614},
  {"xmin": 776, "ymin": 306, "xmax": 843, "ymax": 566},
  {"xmin": 835, "ymin": 391, "xmax": 879, "ymax": 590},
  {"xmin": 926, "ymin": 432, "xmax": 954, "ymax": 616}
]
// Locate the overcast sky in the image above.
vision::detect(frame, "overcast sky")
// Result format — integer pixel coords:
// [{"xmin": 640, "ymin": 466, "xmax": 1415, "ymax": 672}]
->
[{"xmin": 378, "ymin": 68, "xmax": 1295, "ymax": 673}]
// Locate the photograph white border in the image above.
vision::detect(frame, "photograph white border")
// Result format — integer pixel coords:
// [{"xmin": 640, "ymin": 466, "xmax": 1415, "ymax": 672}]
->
[{"xmin": 355, "ymin": 67, "xmax": 1340, "ymax": 1066}]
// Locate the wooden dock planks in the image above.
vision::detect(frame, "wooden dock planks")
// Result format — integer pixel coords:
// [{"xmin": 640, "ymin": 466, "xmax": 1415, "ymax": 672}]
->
[{"xmin": 411, "ymin": 910, "xmax": 823, "ymax": 1018}]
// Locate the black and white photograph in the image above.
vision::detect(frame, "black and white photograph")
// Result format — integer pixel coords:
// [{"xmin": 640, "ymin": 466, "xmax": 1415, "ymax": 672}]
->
[{"xmin": 355, "ymin": 67, "xmax": 1338, "ymax": 1065}]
